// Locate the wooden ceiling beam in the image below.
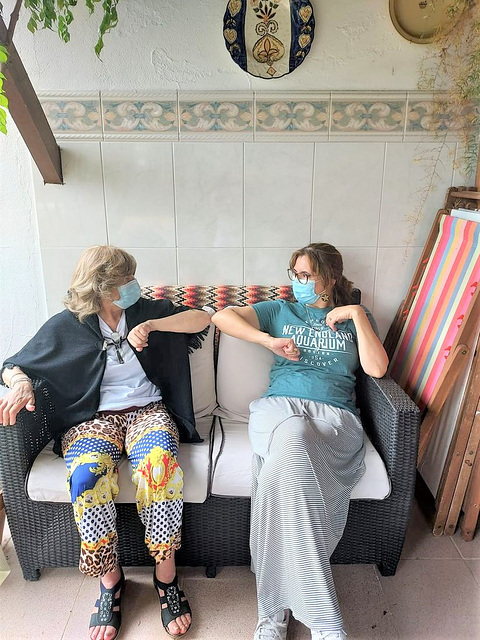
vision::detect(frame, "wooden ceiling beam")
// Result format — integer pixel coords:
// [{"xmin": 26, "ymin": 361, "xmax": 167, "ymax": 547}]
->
[{"xmin": 0, "ymin": 15, "xmax": 63, "ymax": 184}]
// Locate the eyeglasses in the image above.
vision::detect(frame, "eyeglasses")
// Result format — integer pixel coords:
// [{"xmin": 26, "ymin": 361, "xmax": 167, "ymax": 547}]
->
[{"xmin": 287, "ymin": 269, "xmax": 321, "ymax": 285}]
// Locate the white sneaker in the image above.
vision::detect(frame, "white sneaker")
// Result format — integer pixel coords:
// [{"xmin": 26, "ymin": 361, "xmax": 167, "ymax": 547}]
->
[
  {"xmin": 311, "ymin": 631, "xmax": 346, "ymax": 640},
  {"xmin": 254, "ymin": 610, "xmax": 290, "ymax": 640}
]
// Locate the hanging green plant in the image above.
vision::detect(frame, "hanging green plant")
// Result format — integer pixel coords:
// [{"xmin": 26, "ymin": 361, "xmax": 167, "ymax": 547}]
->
[
  {"xmin": 0, "ymin": 43, "xmax": 8, "ymax": 135},
  {"xmin": 0, "ymin": 0, "xmax": 122, "ymax": 133},
  {"xmin": 23, "ymin": 0, "xmax": 120, "ymax": 56}
]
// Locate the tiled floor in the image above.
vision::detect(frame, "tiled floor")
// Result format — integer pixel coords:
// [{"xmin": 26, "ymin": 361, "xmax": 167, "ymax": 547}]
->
[{"xmin": 1, "ymin": 500, "xmax": 479, "ymax": 640}]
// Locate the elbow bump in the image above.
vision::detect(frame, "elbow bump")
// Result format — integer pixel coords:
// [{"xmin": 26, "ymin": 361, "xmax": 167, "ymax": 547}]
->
[
  {"xmin": 211, "ymin": 307, "xmax": 230, "ymax": 323},
  {"xmin": 369, "ymin": 366, "xmax": 388, "ymax": 379}
]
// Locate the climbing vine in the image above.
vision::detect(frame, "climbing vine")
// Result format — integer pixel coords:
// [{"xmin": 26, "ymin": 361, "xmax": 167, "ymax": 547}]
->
[{"xmin": 419, "ymin": 0, "xmax": 480, "ymax": 178}]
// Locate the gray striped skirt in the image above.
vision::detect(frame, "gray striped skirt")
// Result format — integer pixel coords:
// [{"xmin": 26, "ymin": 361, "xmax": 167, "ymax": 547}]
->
[{"xmin": 248, "ymin": 396, "xmax": 365, "ymax": 633}]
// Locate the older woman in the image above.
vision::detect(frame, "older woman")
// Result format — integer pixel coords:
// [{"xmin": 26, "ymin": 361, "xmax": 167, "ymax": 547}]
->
[
  {"xmin": 1, "ymin": 246, "xmax": 210, "ymax": 640},
  {"xmin": 211, "ymin": 243, "xmax": 388, "ymax": 640}
]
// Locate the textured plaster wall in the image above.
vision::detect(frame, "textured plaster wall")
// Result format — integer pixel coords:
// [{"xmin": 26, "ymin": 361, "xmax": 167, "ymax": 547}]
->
[
  {"xmin": 5, "ymin": 0, "xmax": 427, "ymax": 92},
  {"xmin": 12, "ymin": 0, "xmax": 425, "ymax": 91},
  {"xmin": 0, "ymin": 0, "xmax": 431, "ymax": 363},
  {"xmin": 0, "ymin": 116, "xmax": 46, "ymax": 364}
]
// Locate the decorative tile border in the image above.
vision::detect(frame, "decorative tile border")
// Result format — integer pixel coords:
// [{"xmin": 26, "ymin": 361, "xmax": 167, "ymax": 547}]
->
[
  {"xmin": 178, "ymin": 92, "xmax": 253, "ymax": 141},
  {"xmin": 37, "ymin": 91, "xmax": 474, "ymax": 142},
  {"xmin": 102, "ymin": 93, "xmax": 178, "ymax": 140},
  {"xmin": 405, "ymin": 93, "xmax": 478, "ymax": 140},
  {"xmin": 39, "ymin": 92, "xmax": 102, "ymax": 139},
  {"xmin": 255, "ymin": 92, "xmax": 329, "ymax": 141},
  {"xmin": 330, "ymin": 92, "xmax": 406, "ymax": 140}
]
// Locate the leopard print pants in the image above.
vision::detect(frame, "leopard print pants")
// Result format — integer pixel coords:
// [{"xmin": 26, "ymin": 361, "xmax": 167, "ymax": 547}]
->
[{"xmin": 61, "ymin": 401, "xmax": 183, "ymax": 577}]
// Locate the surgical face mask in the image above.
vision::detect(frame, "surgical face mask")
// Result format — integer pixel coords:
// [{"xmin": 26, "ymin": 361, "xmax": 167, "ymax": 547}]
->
[
  {"xmin": 292, "ymin": 279, "xmax": 329, "ymax": 305},
  {"xmin": 113, "ymin": 278, "xmax": 141, "ymax": 309},
  {"xmin": 291, "ymin": 279, "xmax": 321, "ymax": 304}
]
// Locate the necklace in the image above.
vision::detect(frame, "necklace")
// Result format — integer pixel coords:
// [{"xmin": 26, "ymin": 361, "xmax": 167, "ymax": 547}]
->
[
  {"xmin": 99, "ymin": 314, "xmax": 127, "ymax": 364},
  {"xmin": 304, "ymin": 305, "xmax": 328, "ymax": 332}
]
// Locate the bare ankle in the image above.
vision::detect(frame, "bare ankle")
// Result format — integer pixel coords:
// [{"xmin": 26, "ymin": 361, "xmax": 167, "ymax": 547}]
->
[
  {"xmin": 100, "ymin": 566, "xmax": 122, "ymax": 588},
  {"xmin": 155, "ymin": 555, "xmax": 176, "ymax": 584}
]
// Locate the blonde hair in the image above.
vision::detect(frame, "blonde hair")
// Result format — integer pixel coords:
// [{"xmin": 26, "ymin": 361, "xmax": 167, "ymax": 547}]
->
[
  {"xmin": 63, "ymin": 246, "xmax": 137, "ymax": 322},
  {"xmin": 289, "ymin": 242, "xmax": 354, "ymax": 306}
]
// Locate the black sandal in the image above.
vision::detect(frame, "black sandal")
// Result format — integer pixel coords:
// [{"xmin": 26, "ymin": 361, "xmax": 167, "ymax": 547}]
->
[
  {"xmin": 153, "ymin": 571, "xmax": 192, "ymax": 638},
  {"xmin": 89, "ymin": 568, "xmax": 125, "ymax": 639}
]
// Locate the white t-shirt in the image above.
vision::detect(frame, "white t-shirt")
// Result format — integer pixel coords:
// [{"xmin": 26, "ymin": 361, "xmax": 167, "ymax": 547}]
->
[{"xmin": 97, "ymin": 312, "xmax": 162, "ymax": 411}]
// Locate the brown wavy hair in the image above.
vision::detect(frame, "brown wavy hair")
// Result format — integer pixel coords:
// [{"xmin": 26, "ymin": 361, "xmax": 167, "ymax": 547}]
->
[
  {"xmin": 289, "ymin": 243, "xmax": 354, "ymax": 306},
  {"xmin": 63, "ymin": 246, "xmax": 137, "ymax": 322}
]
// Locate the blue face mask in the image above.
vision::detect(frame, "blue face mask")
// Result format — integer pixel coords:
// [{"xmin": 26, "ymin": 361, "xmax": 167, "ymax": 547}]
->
[
  {"xmin": 113, "ymin": 278, "xmax": 141, "ymax": 309},
  {"xmin": 292, "ymin": 279, "xmax": 330, "ymax": 305},
  {"xmin": 291, "ymin": 279, "xmax": 321, "ymax": 305}
]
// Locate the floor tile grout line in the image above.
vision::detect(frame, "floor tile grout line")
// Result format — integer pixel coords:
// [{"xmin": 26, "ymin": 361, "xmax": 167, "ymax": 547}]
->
[
  {"xmin": 60, "ymin": 573, "xmax": 87, "ymax": 640},
  {"xmin": 451, "ymin": 532, "xmax": 472, "ymax": 560},
  {"xmin": 462, "ymin": 557, "xmax": 480, "ymax": 588},
  {"xmin": 372, "ymin": 565, "xmax": 402, "ymax": 640}
]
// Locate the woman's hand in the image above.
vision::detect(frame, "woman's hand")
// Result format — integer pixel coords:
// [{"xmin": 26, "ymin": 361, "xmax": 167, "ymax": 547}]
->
[
  {"xmin": 325, "ymin": 305, "xmax": 362, "ymax": 331},
  {"xmin": 267, "ymin": 337, "xmax": 300, "ymax": 361},
  {"xmin": 0, "ymin": 381, "xmax": 35, "ymax": 426},
  {"xmin": 127, "ymin": 320, "xmax": 153, "ymax": 352},
  {"xmin": 327, "ymin": 305, "xmax": 388, "ymax": 378}
]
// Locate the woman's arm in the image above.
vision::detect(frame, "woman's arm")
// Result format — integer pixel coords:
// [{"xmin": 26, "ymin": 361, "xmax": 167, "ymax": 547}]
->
[
  {"xmin": 128, "ymin": 309, "xmax": 210, "ymax": 351},
  {"xmin": 211, "ymin": 306, "xmax": 300, "ymax": 361},
  {"xmin": 0, "ymin": 366, "xmax": 36, "ymax": 426},
  {"xmin": 325, "ymin": 305, "xmax": 388, "ymax": 378}
]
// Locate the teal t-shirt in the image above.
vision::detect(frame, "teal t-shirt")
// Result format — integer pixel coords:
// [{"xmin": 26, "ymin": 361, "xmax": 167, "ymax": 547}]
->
[{"xmin": 252, "ymin": 300, "xmax": 378, "ymax": 416}]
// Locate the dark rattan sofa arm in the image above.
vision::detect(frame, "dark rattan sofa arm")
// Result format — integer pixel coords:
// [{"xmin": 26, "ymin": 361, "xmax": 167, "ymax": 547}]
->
[
  {"xmin": 0, "ymin": 379, "xmax": 54, "ymax": 481},
  {"xmin": 356, "ymin": 371, "xmax": 420, "ymax": 481}
]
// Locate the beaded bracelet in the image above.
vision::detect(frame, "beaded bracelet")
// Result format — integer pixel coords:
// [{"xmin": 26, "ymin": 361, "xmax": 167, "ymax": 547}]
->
[{"xmin": 9, "ymin": 376, "xmax": 32, "ymax": 389}]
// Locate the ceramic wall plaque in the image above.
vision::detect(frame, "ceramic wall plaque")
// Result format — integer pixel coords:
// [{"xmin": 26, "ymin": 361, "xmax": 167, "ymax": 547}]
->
[{"xmin": 223, "ymin": 0, "xmax": 315, "ymax": 79}]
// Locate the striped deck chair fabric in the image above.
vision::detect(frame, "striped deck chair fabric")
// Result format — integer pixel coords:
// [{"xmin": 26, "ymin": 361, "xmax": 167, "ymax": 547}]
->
[{"xmin": 390, "ymin": 215, "xmax": 480, "ymax": 410}]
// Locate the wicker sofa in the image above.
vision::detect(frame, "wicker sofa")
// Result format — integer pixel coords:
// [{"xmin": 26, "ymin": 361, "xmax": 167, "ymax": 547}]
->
[{"xmin": 0, "ymin": 285, "xmax": 420, "ymax": 582}]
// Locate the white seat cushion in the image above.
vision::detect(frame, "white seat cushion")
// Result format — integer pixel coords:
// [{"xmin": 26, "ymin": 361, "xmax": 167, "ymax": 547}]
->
[
  {"xmin": 215, "ymin": 332, "xmax": 273, "ymax": 422},
  {"xmin": 211, "ymin": 418, "xmax": 391, "ymax": 500},
  {"xmin": 27, "ymin": 415, "xmax": 213, "ymax": 504},
  {"xmin": 190, "ymin": 320, "xmax": 217, "ymax": 418}
]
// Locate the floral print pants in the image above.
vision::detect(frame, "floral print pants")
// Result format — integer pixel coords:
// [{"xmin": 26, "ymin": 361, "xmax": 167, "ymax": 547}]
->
[{"xmin": 61, "ymin": 402, "xmax": 183, "ymax": 577}]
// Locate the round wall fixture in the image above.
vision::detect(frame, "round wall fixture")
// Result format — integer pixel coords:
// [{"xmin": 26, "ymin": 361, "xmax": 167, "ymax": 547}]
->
[
  {"xmin": 389, "ymin": 0, "xmax": 458, "ymax": 44},
  {"xmin": 223, "ymin": 0, "xmax": 315, "ymax": 79}
]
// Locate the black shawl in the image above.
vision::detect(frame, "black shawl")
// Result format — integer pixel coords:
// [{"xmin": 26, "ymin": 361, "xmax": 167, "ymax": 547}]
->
[{"xmin": 2, "ymin": 297, "xmax": 203, "ymax": 453}]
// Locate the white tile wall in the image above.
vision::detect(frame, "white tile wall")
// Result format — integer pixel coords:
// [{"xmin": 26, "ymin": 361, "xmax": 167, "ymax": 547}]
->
[
  {"xmin": 178, "ymin": 248, "xmax": 243, "ymax": 285},
  {"xmin": 379, "ymin": 142, "xmax": 456, "ymax": 248},
  {"xmin": 40, "ymin": 246, "xmax": 88, "ymax": 317},
  {"xmin": 33, "ymin": 143, "xmax": 107, "ymax": 247},
  {"xmin": 34, "ymin": 139, "xmax": 461, "ymax": 337},
  {"xmin": 312, "ymin": 143, "xmax": 384, "ymax": 247},
  {"xmin": 244, "ymin": 248, "xmax": 298, "ymax": 284},
  {"xmin": 339, "ymin": 247, "xmax": 377, "ymax": 313},
  {"xmin": 174, "ymin": 143, "xmax": 243, "ymax": 248},
  {"xmin": 374, "ymin": 246, "xmax": 424, "ymax": 341},
  {"xmin": 103, "ymin": 142, "xmax": 176, "ymax": 248},
  {"xmin": 244, "ymin": 143, "xmax": 314, "ymax": 248},
  {"xmin": 124, "ymin": 248, "xmax": 177, "ymax": 285}
]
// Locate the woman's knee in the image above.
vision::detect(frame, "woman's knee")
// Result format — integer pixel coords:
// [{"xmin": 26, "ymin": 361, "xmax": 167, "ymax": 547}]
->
[
  {"xmin": 268, "ymin": 415, "xmax": 312, "ymax": 456},
  {"xmin": 68, "ymin": 450, "xmax": 118, "ymax": 501}
]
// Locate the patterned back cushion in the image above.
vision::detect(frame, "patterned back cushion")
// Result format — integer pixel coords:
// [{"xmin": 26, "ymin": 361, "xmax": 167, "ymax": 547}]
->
[
  {"xmin": 141, "ymin": 285, "xmax": 295, "ymax": 309},
  {"xmin": 142, "ymin": 285, "xmax": 360, "ymax": 310}
]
